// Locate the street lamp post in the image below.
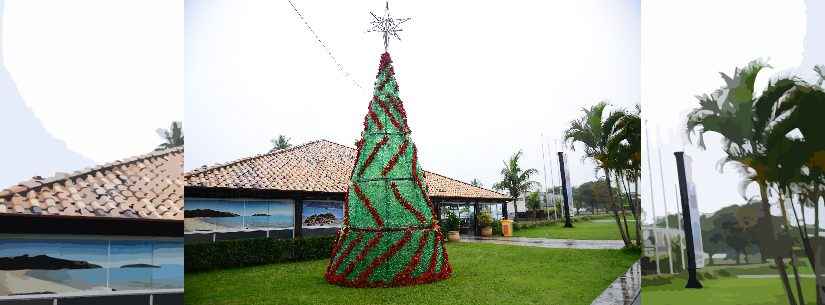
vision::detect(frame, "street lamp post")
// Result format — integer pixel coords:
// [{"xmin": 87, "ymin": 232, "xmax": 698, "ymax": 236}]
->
[
  {"xmin": 558, "ymin": 152, "xmax": 574, "ymax": 228},
  {"xmin": 674, "ymin": 152, "xmax": 702, "ymax": 289}
]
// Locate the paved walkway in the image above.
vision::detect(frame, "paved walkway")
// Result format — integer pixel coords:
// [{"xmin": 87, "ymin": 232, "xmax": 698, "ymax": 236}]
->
[
  {"xmin": 460, "ymin": 235, "xmax": 626, "ymax": 250},
  {"xmin": 460, "ymin": 236, "xmax": 640, "ymax": 304},
  {"xmin": 591, "ymin": 261, "xmax": 641, "ymax": 305}
]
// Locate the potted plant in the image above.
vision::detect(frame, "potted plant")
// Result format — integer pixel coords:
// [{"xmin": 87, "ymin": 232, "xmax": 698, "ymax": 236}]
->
[
  {"xmin": 445, "ymin": 211, "xmax": 461, "ymax": 242},
  {"xmin": 477, "ymin": 211, "xmax": 494, "ymax": 237}
]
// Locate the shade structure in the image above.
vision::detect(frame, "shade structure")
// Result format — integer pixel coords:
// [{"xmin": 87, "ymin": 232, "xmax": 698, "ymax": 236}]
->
[{"xmin": 324, "ymin": 52, "xmax": 451, "ymax": 287}]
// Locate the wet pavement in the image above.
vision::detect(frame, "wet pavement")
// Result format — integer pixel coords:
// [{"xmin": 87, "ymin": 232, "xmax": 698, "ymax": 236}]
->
[
  {"xmin": 460, "ymin": 235, "xmax": 626, "ymax": 250},
  {"xmin": 460, "ymin": 236, "xmax": 640, "ymax": 304},
  {"xmin": 590, "ymin": 261, "xmax": 641, "ymax": 305}
]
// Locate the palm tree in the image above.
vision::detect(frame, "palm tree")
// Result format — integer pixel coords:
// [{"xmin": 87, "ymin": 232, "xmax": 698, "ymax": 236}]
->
[
  {"xmin": 605, "ymin": 105, "xmax": 642, "ymax": 246},
  {"xmin": 155, "ymin": 121, "xmax": 183, "ymax": 150},
  {"xmin": 470, "ymin": 178, "xmax": 483, "ymax": 187},
  {"xmin": 761, "ymin": 72, "xmax": 825, "ymax": 303},
  {"xmin": 564, "ymin": 102, "xmax": 631, "ymax": 246},
  {"xmin": 526, "ymin": 191, "xmax": 542, "ymax": 221},
  {"xmin": 493, "ymin": 150, "xmax": 539, "ymax": 220},
  {"xmin": 270, "ymin": 135, "xmax": 292, "ymax": 151},
  {"xmin": 686, "ymin": 60, "xmax": 808, "ymax": 304}
]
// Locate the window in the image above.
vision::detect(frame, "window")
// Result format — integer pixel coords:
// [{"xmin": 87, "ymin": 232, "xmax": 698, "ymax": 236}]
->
[
  {"xmin": 184, "ymin": 198, "xmax": 294, "ymax": 232},
  {"xmin": 301, "ymin": 201, "xmax": 344, "ymax": 228},
  {"xmin": 0, "ymin": 236, "xmax": 183, "ymax": 296}
]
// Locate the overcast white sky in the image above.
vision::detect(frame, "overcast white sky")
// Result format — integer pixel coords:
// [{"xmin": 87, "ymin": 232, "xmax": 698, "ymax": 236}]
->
[
  {"xmin": 3, "ymin": 0, "xmax": 182, "ymax": 163},
  {"xmin": 3, "ymin": 0, "xmax": 817, "ymax": 222},
  {"xmin": 641, "ymin": 0, "xmax": 823, "ymax": 222},
  {"xmin": 185, "ymin": 0, "xmax": 641, "ymax": 194}
]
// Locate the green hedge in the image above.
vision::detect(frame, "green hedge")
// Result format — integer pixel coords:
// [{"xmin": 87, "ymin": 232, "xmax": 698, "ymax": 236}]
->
[{"xmin": 185, "ymin": 236, "xmax": 335, "ymax": 273}]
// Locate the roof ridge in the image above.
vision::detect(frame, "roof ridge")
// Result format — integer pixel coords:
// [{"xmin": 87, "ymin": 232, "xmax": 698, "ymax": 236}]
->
[
  {"xmin": 184, "ymin": 140, "xmax": 326, "ymax": 178},
  {"xmin": 319, "ymin": 139, "xmax": 356, "ymax": 151},
  {"xmin": 422, "ymin": 170, "xmax": 507, "ymax": 197},
  {"xmin": 1, "ymin": 146, "xmax": 184, "ymax": 198},
  {"xmin": 184, "ymin": 138, "xmax": 508, "ymax": 200}
]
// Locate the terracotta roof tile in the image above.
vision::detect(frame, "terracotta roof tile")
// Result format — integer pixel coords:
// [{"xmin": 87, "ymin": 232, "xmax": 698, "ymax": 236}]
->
[
  {"xmin": 0, "ymin": 147, "xmax": 184, "ymax": 220},
  {"xmin": 185, "ymin": 140, "xmax": 508, "ymax": 201}
]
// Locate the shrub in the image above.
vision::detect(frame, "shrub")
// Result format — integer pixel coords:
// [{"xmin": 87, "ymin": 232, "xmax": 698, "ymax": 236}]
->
[
  {"xmin": 717, "ymin": 269, "xmax": 732, "ymax": 277},
  {"xmin": 444, "ymin": 211, "xmax": 461, "ymax": 232},
  {"xmin": 185, "ymin": 236, "xmax": 335, "ymax": 273},
  {"xmin": 492, "ymin": 220, "xmax": 502, "ymax": 235},
  {"xmin": 699, "ymin": 271, "xmax": 716, "ymax": 280},
  {"xmin": 642, "ymin": 274, "xmax": 674, "ymax": 286},
  {"xmin": 477, "ymin": 211, "xmax": 494, "ymax": 227},
  {"xmin": 622, "ymin": 245, "xmax": 642, "ymax": 256}
]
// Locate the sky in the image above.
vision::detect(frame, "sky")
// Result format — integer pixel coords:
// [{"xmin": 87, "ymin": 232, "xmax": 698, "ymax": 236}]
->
[
  {"xmin": 2, "ymin": 0, "xmax": 182, "ymax": 165},
  {"xmin": 184, "ymin": 0, "xmax": 642, "ymax": 195},
  {"xmin": 640, "ymin": 0, "xmax": 823, "ymax": 222}
]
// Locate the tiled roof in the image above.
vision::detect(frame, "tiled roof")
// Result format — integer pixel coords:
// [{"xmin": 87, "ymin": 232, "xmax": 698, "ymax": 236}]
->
[
  {"xmin": 185, "ymin": 140, "xmax": 508, "ymax": 201},
  {"xmin": 0, "ymin": 147, "xmax": 184, "ymax": 220}
]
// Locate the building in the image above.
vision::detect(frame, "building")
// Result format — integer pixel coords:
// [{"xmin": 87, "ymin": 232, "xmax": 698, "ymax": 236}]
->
[
  {"xmin": 183, "ymin": 140, "xmax": 509, "ymax": 241},
  {"xmin": 0, "ymin": 147, "xmax": 184, "ymax": 304}
]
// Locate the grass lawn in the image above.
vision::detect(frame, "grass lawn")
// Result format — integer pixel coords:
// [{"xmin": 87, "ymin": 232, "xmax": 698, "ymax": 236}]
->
[
  {"xmin": 185, "ymin": 242, "xmax": 639, "ymax": 305},
  {"xmin": 643, "ymin": 275, "xmax": 816, "ymax": 305},
  {"xmin": 512, "ymin": 217, "xmax": 637, "ymax": 241},
  {"xmin": 643, "ymin": 262, "xmax": 817, "ymax": 305}
]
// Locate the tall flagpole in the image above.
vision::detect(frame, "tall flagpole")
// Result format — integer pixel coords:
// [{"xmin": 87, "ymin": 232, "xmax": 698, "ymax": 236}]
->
[
  {"xmin": 644, "ymin": 119, "xmax": 660, "ymax": 274},
  {"xmin": 540, "ymin": 134, "xmax": 550, "ymax": 220},
  {"xmin": 657, "ymin": 127, "xmax": 674, "ymax": 274},
  {"xmin": 548, "ymin": 138, "xmax": 559, "ymax": 220}
]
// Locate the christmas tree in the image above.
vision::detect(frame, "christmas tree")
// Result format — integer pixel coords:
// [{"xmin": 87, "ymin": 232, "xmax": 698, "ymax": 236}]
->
[{"xmin": 324, "ymin": 52, "xmax": 452, "ymax": 287}]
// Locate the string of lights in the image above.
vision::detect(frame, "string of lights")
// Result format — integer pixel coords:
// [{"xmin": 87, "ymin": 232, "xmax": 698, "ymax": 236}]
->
[{"xmin": 287, "ymin": 0, "xmax": 362, "ymax": 89}]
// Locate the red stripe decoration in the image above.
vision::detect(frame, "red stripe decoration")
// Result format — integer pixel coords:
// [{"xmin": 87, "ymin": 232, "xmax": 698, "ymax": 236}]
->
[
  {"xmin": 327, "ymin": 231, "xmax": 364, "ymax": 275},
  {"xmin": 354, "ymin": 230, "xmax": 413, "ymax": 284},
  {"xmin": 391, "ymin": 182, "xmax": 427, "ymax": 223},
  {"xmin": 328, "ymin": 229, "xmax": 347, "ymax": 261},
  {"xmin": 438, "ymin": 236, "xmax": 452, "ymax": 275},
  {"xmin": 345, "ymin": 140, "xmax": 365, "ymax": 226},
  {"xmin": 368, "ymin": 105, "xmax": 384, "ymax": 131},
  {"xmin": 353, "ymin": 183, "xmax": 384, "ymax": 227},
  {"xmin": 388, "ymin": 96, "xmax": 410, "ymax": 133},
  {"xmin": 351, "ymin": 139, "xmax": 365, "ymax": 177},
  {"xmin": 325, "ymin": 229, "xmax": 349, "ymax": 274},
  {"xmin": 375, "ymin": 96, "xmax": 404, "ymax": 132},
  {"xmin": 343, "ymin": 191, "xmax": 350, "ymax": 226},
  {"xmin": 379, "ymin": 52, "xmax": 392, "ymax": 71},
  {"xmin": 340, "ymin": 232, "xmax": 383, "ymax": 279},
  {"xmin": 410, "ymin": 145, "xmax": 436, "ymax": 219},
  {"xmin": 392, "ymin": 231, "xmax": 430, "ymax": 283},
  {"xmin": 382, "ymin": 139, "xmax": 409, "ymax": 176},
  {"xmin": 422, "ymin": 233, "xmax": 441, "ymax": 277},
  {"xmin": 358, "ymin": 136, "xmax": 389, "ymax": 177}
]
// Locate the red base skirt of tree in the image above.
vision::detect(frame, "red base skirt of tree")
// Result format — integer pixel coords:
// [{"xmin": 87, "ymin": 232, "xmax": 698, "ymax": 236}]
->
[{"xmin": 324, "ymin": 227, "xmax": 452, "ymax": 288}]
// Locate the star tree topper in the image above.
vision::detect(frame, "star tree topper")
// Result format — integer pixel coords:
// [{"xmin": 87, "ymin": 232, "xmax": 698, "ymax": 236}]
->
[{"xmin": 368, "ymin": 1, "xmax": 411, "ymax": 51}]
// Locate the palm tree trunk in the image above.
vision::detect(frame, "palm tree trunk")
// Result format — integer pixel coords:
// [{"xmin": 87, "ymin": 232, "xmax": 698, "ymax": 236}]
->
[
  {"xmin": 789, "ymin": 192, "xmax": 819, "ymax": 305},
  {"xmin": 513, "ymin": 196, "xmax": 519, "ymax": 220},
  {"xmin": 790, "ymin": 251, "xmax": 806, "ymax": 305},
  {"xmin": 634, "ymin": 177, "xmax": 643, "ymax": 247},
  {"xmin": 614, "ymin": 172, "xmax": 631, "ymax": 244},
  {"xmin": 779, "ymin": 192, "xmax": 791, "ymax": 227},
  {"xmin": 814, "ymin": 186, "xmax": 823, "ymax": 305},
  {"xmin": 815, "ymin": 189, "xmax": 820, "ymax": 241},
  {"xmin": 620, "ymin": 171, "xmax": 641, "ymax": 246},
  {"xmin": 604, "ymin": 167, "xmax": 630, "ymax": 246},
  {"xmin": 759, "ymin": 180, "xmax": 798, "ymax": 305}
]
